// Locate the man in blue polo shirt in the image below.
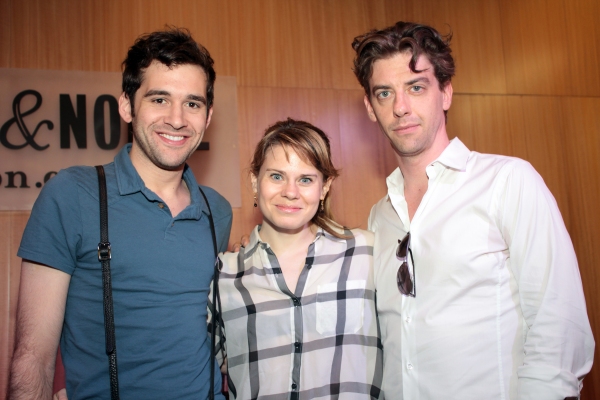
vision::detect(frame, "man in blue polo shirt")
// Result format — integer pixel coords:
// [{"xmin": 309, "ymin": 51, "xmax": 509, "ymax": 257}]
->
[{"xmin": 9, "ymin": 28, "xmax": 232, "ymax": 399}]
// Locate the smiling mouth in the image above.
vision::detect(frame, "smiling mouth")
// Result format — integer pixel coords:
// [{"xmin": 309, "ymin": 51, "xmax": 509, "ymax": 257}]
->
[
  {"xmin": 159, "ymin": 133, "xmax": 186, "ymax": 142},
  {"xmin": 276, "ymin": 205, "xmax": 302, "ymax": 212}
]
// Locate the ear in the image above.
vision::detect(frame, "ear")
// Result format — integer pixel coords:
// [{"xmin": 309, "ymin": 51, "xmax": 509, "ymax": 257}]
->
[
  {"xmin": 442, "ymin": 82, "xmax": 453, "ymax": 111},
  {"xmin": 321, "ymin": 177, "xmax": 333, "ymax": 200},
  {"xmin": 250, "ymin": 173, "xmax": 258, "ymax": 194},
  {"xmin": 119, "ymin": 93, "xmax": 133, "ymax": 123},
  {"xmin": 205, "ymin": 106, "xmax": 214, "ymax": 128},
  {"xmin": 363, "ymin": 95, "xmax": 378, "ymax": 122}
]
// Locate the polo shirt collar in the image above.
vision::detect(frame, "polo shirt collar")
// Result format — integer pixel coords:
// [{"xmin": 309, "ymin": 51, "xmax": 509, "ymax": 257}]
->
[
  {"xmin": 114, "ymin": 144, "xmax": 145, "ymax": 196},
  {"xmin": 113, "ymin": 144, "xmax": 206, "ymax": 220}
]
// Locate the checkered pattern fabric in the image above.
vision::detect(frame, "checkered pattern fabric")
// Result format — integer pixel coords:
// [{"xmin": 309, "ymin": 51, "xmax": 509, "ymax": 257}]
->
[{"xmin": 215, "ymin": 226, "xmax": 383, "ymax": 399}]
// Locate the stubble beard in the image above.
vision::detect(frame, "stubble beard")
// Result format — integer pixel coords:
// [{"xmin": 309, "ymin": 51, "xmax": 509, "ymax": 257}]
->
[{"xmin": 133, "ymin": 123, "xmax": 199, "ymax": 171}]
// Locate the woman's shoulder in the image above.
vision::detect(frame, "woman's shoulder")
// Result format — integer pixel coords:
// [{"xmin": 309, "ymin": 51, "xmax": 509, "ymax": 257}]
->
[
  {"xmin": 348, "ymin": 228, "xmax": 374, "ymax": 246},
  {"xmin": 218, "ymin": 250, "xmax": 240, "ymax": 273}
]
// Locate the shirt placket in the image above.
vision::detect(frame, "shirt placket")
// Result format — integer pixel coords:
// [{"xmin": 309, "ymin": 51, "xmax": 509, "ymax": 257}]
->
[
  {"xmin": 396, "ymin": 163, "xmax": 445, "ymax": 400},
  {"xmin": 262, "ymin": 242, "xmax": 314, "ymax": 399}
]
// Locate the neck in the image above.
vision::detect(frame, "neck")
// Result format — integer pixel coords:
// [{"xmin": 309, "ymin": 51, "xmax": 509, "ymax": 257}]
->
[
  {"xmin": 129, "ymin": 147, "xmax": 186, "ymax": 196},
  {"xmin": 128, "ymin": 146, "xmax": 190, "ymax": 217},
  {"xmin": 259, "ymin": 223, "xmax": 317, "ymax": 256},
  {"xmin": 396, "ymin": 134, "xmax": 450, "ymax": 186}
]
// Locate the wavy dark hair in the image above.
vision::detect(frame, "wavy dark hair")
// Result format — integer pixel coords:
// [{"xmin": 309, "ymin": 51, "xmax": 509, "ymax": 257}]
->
[
  {"xmin": 251, "ymin": 118, "xmax": 348, "ymax": 239},
  {"xmin": 122, "ymin": 27, "xmax": 215, "ymax": 115},
  {"xmin": 352, "ymin": 21, "xmax": 455, "ymax": 95}
]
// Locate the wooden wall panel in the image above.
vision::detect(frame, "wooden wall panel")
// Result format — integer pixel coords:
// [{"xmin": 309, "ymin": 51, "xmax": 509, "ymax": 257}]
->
[
  {"xmin": 499, "ymin": 0, "xmax": 600, "ymax": 97},
  {"xmin": 0, "ymin": 1, "xmax": 10, "ymax": 68},
  {"xmin": 209, "ymin": 0, "xmax": 339, "ymax": 89},
  {"xmin": 9, "ymin": 0, "xmax": 85, "ymax": 70},
  {"xmin": 326, "ymin": 0, "xmax": 388, "ymax": 90},
  {"xmin": 561, "ymin": 0, "xmax": 600, "ymax": 97}
]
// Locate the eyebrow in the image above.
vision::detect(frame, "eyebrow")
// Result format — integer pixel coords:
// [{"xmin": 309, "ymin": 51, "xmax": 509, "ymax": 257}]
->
[
  {"xmin": 187, "ymin": 94, "xmax": 207, "ymax": 105},
  {"xmin": 144, "ymin": 89, "xmax": 170, "ymax": 98},
  {"xmin": 144, "ymin": 90, "xmax": 207, "ymax": 105},
  {"xmin": 265, "ymin": 168, "xmax": 319, "ymax": 177},
  {"xmin": 371, "ymin": 84, "xmax": 392, "ymax": 95},
  {"xmin": 406, "ymin": 77, "xmax": 431, "ymax": 86},
  {"xmin": 371, "ymin": 75, "xmax": 433, "ymax": 95}
]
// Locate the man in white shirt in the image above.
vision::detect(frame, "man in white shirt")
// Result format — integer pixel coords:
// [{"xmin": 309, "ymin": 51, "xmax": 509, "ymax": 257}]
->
[{"xmin": 351, "ymin": 21, "xmax": 594, "ymax": 399}]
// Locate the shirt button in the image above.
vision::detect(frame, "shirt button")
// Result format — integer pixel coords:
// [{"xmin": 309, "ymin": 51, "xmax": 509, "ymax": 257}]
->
[
  {"xmin": 293, "ymin": 298, "xmax": 300, "ymax": 307},
  {"xmin": 294, "ymin": 341, "xmax": 301, "ymax": 349},
  {"xmin": 407, "ymin": 363, "xmax": 413, "ymax": 370},
  {"xmin": 158, "ymin": 203, "xmax": 164, "ymax": 208},
  {"xmin": 405, "ymin": 316, "xmax": 411, "ymax": 323},
  {"xmin": 291, "ymin": 383, "xmax": 297, "ymax": 390}
]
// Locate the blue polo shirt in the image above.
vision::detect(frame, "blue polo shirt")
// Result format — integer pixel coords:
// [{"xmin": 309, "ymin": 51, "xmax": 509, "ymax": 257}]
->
[{"xmin": 19, "ymin": 144, "xmax": 232, "ymax": 399}]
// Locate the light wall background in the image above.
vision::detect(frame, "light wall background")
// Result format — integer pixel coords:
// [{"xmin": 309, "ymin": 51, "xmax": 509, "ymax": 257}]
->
[{"xmin": 1, "ymin": 0, "xmax": 599, "ymax": 398}]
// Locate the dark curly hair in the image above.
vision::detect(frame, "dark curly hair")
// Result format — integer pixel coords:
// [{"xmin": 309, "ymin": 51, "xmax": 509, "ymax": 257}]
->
[
  {"xmin": 352, "ymin": 21, "xmax": 455, "ymax": 95},
  {"xmin": 122, "ymin": 27, "xmax": 215, "ymax": 115}
]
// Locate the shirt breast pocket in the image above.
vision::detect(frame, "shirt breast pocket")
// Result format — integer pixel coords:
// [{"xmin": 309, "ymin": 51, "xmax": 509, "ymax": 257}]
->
[{"xmin": 316, "ymin": 280, "xmax": 366, "ymax": 336}]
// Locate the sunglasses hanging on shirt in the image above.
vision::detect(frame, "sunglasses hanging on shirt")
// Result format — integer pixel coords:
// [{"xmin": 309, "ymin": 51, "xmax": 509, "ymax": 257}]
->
[{"xmin": 396, "ymin": 232, "xmax": 415, "ymax": 297}]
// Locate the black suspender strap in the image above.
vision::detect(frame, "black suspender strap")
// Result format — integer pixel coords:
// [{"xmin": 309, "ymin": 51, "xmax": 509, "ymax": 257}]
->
[
  {"xmin": 199, "ymin": 187, "xmax": 225, "ymax": 400},
  {"xmin": 95, "ymin": 168, "xmax": 220, "ymax": 400},
  {"xmin": 95, "ymin": 165, "xmax": 120, "ymax": 400}
]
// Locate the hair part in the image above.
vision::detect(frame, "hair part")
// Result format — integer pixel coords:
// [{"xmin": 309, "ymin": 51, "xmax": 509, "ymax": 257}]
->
[
  {"xmin": 251, "ymin": 118, "xmax": 348, "ymax": 239},
  {"xmin": 122, "ymin": 27, "xmax": 216, "ymax": 115},
  {"xmin": 352, "ymin": 21, "xmax": 455, "ymax": 95}
]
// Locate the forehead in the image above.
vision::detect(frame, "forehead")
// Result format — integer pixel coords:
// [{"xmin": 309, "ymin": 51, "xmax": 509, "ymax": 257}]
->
[
  {"xmin": 370, "ymin": 51, "xmax": 435, "ymax": 84},
  {"xmin": 140, "ymin": 61, "xmax": 208, "ymax": 91},
  {"xmin": 262, "ymin": 145, "xmax": 317, "ymax": 171}
]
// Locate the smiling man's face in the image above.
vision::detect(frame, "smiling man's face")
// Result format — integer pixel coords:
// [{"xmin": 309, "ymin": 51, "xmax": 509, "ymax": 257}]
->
[{"xmin": 119, "ymin": 60, "xmax": 213, "ymax": 172}]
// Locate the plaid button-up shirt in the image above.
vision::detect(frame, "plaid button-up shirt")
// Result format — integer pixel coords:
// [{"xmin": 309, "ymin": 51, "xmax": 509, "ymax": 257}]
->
[{"xmin": 217, "ymin": 226, "xmax": 383, "ymax": 399}]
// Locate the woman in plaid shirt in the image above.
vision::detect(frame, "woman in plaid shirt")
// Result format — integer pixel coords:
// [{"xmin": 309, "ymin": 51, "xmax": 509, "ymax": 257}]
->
[{"xmin": 215, "ymin": 118, "xmax": 383, "ymax": 399}]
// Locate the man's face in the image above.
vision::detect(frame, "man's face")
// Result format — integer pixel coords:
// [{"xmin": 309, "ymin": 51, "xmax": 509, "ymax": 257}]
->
[
  {"xmin": 119, "ymin": 61, "xmax": 213, "ymax": 172},
  {"xmin": 364, "ymin": 51, "xmax": 452, "ymax": 160}
]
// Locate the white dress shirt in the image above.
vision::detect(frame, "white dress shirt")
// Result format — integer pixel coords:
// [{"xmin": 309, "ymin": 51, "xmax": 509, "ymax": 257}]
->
[{"xmin": 370, "ymin": 138, "xmax": 594, "ymax": 400}]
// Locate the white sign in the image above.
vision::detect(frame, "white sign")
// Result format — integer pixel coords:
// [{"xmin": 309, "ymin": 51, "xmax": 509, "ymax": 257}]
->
[{"xmin": 0, "ymin": 68, "xmax": 241, "ymax": 209}]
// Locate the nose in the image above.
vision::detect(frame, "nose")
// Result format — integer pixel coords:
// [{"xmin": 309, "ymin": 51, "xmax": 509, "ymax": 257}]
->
[
  {"xmin": 393, "ymin": 92, "xmax": 411, "ymax": 118},
  {"xmin": 164, "ymin": 105, "xmax": 187, "ymax": 130},
  {"xmin": 281, "ymin": 180, "xmax": 299, "ymax": 199}
]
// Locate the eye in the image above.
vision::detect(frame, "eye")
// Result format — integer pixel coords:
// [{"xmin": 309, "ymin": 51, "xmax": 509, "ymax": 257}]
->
[
  {"xmin": 377, "ymin": 90, "xmax": 391, "ymax": 99},
  {"xmin": 186, "ymin": 101, "xmax": 201, "ymax": 109},
  {"xmin": 299, "ymin": 177, "xmax": 313, "ymax": 184},
  {"xmin": 152, "ymin": 98, "xmax": 167, "ymax": 104},
  {"xmin": 410, "ymin": 85, "xmax": 424, "ymax": 93},
  {"xmin": 270, "ymin": 173, "xmax": 283, "ymax": 181}
]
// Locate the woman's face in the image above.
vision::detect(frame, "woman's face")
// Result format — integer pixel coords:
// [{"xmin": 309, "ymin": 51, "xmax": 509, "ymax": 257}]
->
[{"xmin": 252, "ymin": 145, "xmax": 331, "ymax": 235}]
